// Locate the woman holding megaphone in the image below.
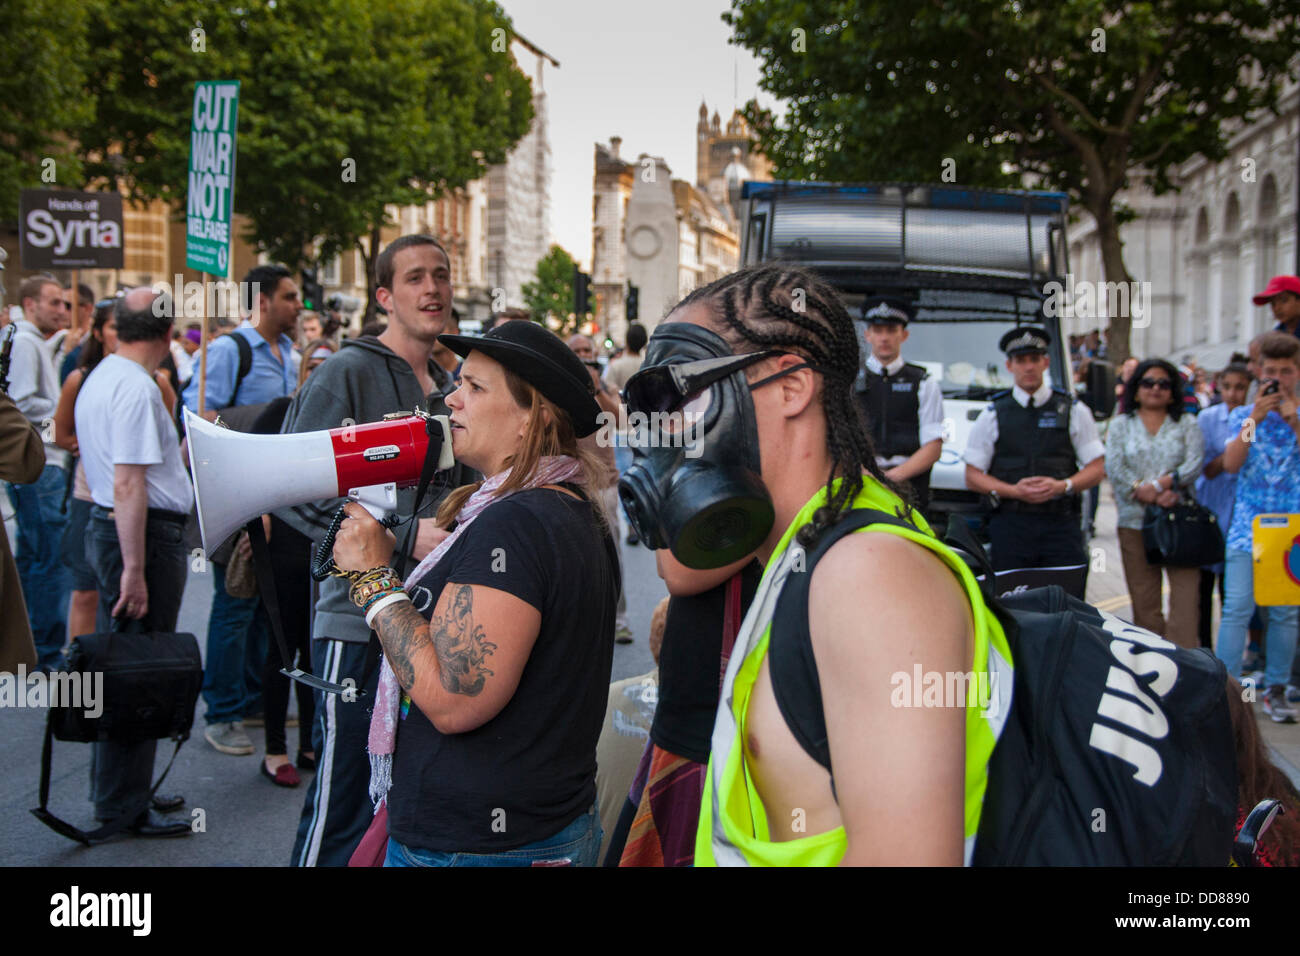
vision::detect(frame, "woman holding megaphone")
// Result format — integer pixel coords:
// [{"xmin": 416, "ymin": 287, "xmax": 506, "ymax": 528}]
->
[{"xmin": 331, "ymin": 320, "xmax": 618, "ymax": 866}]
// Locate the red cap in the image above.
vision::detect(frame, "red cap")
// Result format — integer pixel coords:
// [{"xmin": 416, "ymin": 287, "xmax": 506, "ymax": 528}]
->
[{"xmin": 1252, "ymin": 275, "xmax": 1300, "ymax": 305}]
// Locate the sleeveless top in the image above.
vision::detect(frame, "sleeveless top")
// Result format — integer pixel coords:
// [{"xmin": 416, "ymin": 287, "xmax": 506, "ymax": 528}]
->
[{"xmin": 695, "ymin": 477, "xmax": 1014, "ymax": 866}]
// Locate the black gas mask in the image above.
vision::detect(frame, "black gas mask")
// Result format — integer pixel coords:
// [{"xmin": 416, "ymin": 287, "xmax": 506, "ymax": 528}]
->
[{"xmin": 618, "ymin": 323, "xmax": 812, "ymax": 569}]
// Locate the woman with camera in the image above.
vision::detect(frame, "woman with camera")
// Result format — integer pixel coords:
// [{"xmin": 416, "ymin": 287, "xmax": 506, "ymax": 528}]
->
[
  {"xmin": 331, "ymin": 321, "xmax": 617, "ymax": 866},
  {"xmin": 1104, "ymin": 358, "xmax": 1204, "ymax": 648}
]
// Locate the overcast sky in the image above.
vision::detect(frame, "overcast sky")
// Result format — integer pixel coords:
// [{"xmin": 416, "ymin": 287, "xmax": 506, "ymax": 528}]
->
[{"xmin": 499, "ymin": 0, "xmax": 779, "ymax": 269}]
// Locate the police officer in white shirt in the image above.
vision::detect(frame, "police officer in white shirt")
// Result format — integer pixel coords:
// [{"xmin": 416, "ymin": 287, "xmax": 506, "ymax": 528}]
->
[
  {"xmin": 964, "ymin": 327, "xmax": 1105, "ymax": 584},
  {"xmin": 854, "ymin": 296, "xmax": 944, "ymax": 508}
]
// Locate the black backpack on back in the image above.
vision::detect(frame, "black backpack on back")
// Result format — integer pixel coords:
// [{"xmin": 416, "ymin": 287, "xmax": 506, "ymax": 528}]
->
[
  {"xmin": 974, "ymin": 584, "xmax": 1236, "ymax": 865},
  {"xmin": 771, "ymin": 507, "xmax": 1238, "ymax": 866}
]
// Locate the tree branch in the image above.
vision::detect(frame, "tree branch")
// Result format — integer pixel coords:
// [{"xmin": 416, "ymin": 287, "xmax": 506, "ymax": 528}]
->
[
  {"xmin": 1120, "ymin": 41, "xmax": 1174, "ymax": 133},
  {"xmin": 1132, "ymin": 135, "xmax": 1178, "ymax": 169},
  {"xmin": 1040, "ymin": 99, "xmax": 1112, "ymax": 209},
  {"xmin": 1031, "ymin": 69, "xmax": 1120, "ymax": 136}
]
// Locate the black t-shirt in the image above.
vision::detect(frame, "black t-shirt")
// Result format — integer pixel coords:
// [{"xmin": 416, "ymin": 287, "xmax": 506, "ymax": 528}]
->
[
  {"xmin": 387, "ymin": 488, "xmax": 618, "ymax": 852},
  {"xmin": 650, "ymin": 560, "xmax": 761, "ymax": 764}
]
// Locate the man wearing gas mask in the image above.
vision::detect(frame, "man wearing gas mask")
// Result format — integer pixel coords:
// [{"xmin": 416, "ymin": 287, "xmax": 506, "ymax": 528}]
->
[{"xmin": 619, "ymin": 264, "xmax": 1013, "ymax": 866}]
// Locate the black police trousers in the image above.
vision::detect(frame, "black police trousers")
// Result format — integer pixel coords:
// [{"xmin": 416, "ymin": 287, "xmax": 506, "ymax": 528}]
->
[{"xmin": 987, "ymin": 511, "xmax": 1087, "ymax": 573}]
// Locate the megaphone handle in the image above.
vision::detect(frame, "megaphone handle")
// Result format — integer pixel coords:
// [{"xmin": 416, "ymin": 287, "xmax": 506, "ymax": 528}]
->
[{"xmin": 311, "ymin": 504, "xmax": 401, "ymax": 582}]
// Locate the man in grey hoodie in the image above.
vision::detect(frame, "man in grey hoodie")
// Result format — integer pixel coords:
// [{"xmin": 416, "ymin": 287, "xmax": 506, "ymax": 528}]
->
[{"xmin": 278, "ymin": 235, "xmax": 474, "ymax": 866}]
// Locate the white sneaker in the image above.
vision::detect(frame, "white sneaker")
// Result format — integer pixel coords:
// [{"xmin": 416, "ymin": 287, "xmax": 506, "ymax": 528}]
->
[
  {"xmin": 205, "ymin": 721, "xmax": 255, "ymax": 755},
  {"xmin": 1263, "ymin": 687, "xmax": 1298, "ymax": 724}
]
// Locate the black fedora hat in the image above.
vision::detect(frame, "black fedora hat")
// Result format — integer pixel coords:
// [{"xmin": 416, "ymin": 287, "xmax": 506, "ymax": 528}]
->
[{"xmin": 438, "ymin": 321, "xmax": 603, "ymax": 437}]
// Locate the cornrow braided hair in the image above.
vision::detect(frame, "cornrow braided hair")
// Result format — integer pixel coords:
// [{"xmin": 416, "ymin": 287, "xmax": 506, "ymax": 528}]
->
[{"xmin": 677, "ymin": 263, "xmax": 914, "ymax": 550}]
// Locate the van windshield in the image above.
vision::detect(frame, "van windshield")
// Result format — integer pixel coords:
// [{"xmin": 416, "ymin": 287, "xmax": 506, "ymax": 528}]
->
[{"xmin": 849, "ymin": 288, "xmax": 1065, "ymax": 401}]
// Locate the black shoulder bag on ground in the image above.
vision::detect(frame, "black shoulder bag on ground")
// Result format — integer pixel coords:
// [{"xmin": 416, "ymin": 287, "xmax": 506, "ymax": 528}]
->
[
  {"xmin": 1141, "ymin": 491, "xmax": 1225, "ymax": 568},
  {"xmin": 31, "ymin": 617, "xmax": 203, "ymax": 845}
]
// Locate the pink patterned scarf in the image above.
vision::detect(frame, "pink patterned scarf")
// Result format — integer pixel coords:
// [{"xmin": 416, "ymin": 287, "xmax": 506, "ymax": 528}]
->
[{"xmin": 367, "ymin": 455, "xmax": 584, "ymax": 807}]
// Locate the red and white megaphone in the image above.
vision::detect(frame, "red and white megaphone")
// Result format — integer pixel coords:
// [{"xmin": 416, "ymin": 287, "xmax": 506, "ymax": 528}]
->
[{"xmin": 184, "ymin": 408, "xmax": 454, "ymax": 556}]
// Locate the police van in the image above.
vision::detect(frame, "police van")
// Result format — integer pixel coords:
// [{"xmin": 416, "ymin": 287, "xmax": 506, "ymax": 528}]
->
[{"xmin": 738, "ymin": 181, "xmax": 1075, "ymax": 523}]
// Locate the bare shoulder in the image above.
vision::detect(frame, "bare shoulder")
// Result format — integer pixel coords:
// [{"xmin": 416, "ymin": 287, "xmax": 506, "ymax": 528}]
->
[
  {"xmin": 808, "ymin": 527, "xmax": 971, "ymax": 656},
  {"xmin": 811, "ymin": 525, "xmax": 960, "ymax": 593}
]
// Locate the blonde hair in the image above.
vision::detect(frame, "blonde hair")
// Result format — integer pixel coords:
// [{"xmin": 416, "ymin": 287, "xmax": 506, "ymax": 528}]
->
[{"xmin": 436, "ymin": 366, "xmax": 606, "ymax": 528}]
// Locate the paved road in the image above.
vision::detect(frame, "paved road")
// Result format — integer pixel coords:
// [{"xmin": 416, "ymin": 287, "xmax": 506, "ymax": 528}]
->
[
  {"xmin": 0, "ymin": 527, "xmax": 664, "ymax": 867},
  {"xmin": 6, "ymin": 484, "xmax": 1298, "ymax": 865}
]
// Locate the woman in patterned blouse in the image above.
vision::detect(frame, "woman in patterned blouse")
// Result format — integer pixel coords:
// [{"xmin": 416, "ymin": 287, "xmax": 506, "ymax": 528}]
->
[{"xmin": 1105, "ymin": 359, "xmax": 1205, "ymax": 648}]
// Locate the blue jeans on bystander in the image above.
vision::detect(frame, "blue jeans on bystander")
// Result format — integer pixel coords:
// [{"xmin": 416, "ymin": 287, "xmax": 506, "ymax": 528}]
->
[
  {"xmin": 201, "ymin": 562, "xmax": 264, "ymax": 724},
  {"xmin": 1217, "ymin": 547, "xmax": 1299, "ymax": 689},
  {"xmin": 7, "ymin": 463, "xmax": 71, "ymax": 670}
]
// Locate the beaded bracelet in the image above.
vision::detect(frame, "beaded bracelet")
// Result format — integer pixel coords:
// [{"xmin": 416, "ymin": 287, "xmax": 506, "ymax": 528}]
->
[
  {"xmin": 363, "ymin": 584, "xmax": 405, "ymax": 612},
  {"xmin": 349, "ymin": 567, "xmax": 404, "ymax": 608}
]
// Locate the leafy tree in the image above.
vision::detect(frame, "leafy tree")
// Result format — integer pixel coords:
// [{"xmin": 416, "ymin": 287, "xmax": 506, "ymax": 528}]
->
[
  {"xmin": 0, "ymin": 0, "xmax": 91, "ymax": 222},
  {"xmin": 72, "ymin": 0, "xmax": 533, "ymax": 317},
  {"xmin": 521, "ymin": 244, "xmax": 581, "ymax": 333},
  {"xmin": 726, "ymin": 0, "xmax": 1300, "ymax": 362}
]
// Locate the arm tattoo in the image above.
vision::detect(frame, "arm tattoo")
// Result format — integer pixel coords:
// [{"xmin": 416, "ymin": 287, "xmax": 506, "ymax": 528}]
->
[
  {"xmin": 372, "ymin": 585, "xmax": 496, "ymax": 697},
  {"xmin": 372, "ymin": 600, "xmax": 432, "ymax": 691},
  {"xmin": 431, "ymin": 585, "xmax": 496, "ymax": 696}
]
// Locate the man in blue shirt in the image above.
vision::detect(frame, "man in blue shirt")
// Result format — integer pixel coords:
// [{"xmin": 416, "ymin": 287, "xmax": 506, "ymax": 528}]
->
[
  {"xmin": 182, "ymin": 264, "xmax": 300, "ymax": 417},
  {"xmin": 184, "ymin": 264, "xmax": 301, "ymax": 757},
  {"xmin": 1220, "ymin": 331, "xmax": 1300, "ymax": 722},
  {"xmin": 1254, "ymin": 274, "xmax": 1300, "ymax": 338}
]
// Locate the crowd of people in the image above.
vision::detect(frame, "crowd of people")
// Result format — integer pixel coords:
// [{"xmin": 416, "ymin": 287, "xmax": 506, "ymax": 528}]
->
[
  {"xmin": 1094, "ymin": 274, "xmax": 1300, "ymax": 729},
  {"xmin": 3, "ymin": 248, "xmax": 1300, "ymax": 866}
]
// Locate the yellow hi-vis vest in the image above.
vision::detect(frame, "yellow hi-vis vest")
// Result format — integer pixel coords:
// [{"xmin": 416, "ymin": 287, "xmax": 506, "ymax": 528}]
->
[{"xmin": 695, "ymin": 477, "xmax": 1014, "ymax": 866}]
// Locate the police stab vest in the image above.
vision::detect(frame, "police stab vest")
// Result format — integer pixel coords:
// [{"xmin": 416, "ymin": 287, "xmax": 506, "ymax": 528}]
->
[
  {"xmin": 855, "ymin": 362, "xmax": 926, "ymax": 459},
  {"xmin": 989, "ymin": 390, "xmax": 1077, "ymax": 487}
]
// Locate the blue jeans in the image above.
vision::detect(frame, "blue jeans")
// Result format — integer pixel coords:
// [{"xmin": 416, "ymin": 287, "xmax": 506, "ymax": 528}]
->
[
  {"xmin": 1217, "ymin": 548, "xmax": 1299, "ymax": 689},
  {"xmin": 7, "ymin": 463, "xmax": 71, "ymax": 670},
  {"xmin": 201, "ymin": 562, "xmax": 264, "ymax": 724},
  {"xmin": 384, "ymin": 802, "xmax": 602, "ymax": 867}
]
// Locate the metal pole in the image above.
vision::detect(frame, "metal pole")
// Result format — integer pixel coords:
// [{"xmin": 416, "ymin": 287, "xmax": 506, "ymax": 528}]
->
[{"xmin": 197, "ymin": 271, "xmax": 209, "ymax": 416}]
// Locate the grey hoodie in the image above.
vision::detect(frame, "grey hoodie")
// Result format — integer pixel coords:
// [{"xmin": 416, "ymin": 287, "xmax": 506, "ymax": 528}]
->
[{"xmin": 275, "ymin": 335, "xmax": 474, "ymax": 643}]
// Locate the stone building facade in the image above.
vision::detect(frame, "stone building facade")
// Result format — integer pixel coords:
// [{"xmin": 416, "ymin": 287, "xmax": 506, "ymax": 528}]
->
[
  {"xmin": 1063, "ymin": 80, "xmax": 1299, "ymax": 369},
  {"xmin": 591, "ymin": 138, "xmax": 635, "ymax": 341},
  {"xmin": 588, "ymin": 103, "xmax": 768, "ymax": 347}
]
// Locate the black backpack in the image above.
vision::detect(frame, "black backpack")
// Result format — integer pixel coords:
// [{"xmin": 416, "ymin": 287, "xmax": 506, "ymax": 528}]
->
[
  {"xmin": 772, "ymin": 507, "xmax": 1238, "ymax": 866},
  {"xmin": 174, "ymin": 330, "xmax": 256, "ymax": 435}
]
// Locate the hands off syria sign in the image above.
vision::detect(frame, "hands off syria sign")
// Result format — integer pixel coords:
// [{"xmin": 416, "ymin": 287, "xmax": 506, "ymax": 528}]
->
[
  {"xmin": 185, "ymin": 80, "xmax": 240, "ymax": 275},
  {"xmin": 19, "ymin": 189, "xmax": 123, "ymax": 269}
]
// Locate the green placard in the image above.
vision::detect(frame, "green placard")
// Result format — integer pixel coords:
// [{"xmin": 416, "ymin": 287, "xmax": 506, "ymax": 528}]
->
[{"xmin": 185, "ymin": 80, "xmax": 240, "ymax": 275}]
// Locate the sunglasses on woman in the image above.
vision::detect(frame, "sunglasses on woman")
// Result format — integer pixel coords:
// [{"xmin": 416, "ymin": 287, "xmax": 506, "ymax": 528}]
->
[
  {"xmin": 622, "ymin": 350, "xmax": 815, "ymax": 416},
  {"xmin": 1138, "ymin": 377, "xmax": 1172, "ymax": 390}
]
